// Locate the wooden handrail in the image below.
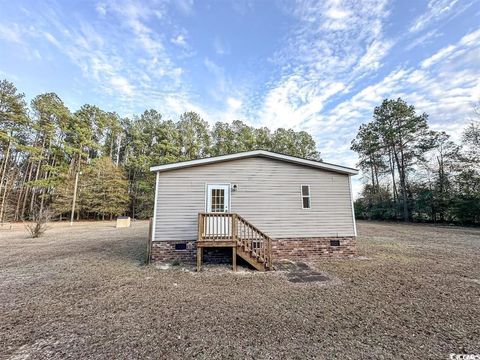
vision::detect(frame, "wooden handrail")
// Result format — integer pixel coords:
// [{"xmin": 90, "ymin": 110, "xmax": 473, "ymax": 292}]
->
[{"xmin": 235, "ymin": 213, "xmax": 272, "ymax": 241}]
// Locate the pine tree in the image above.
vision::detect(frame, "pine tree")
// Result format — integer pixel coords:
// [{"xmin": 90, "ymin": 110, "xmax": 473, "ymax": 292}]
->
[
  {"xmin": 79, "ymin": 157, "xmax": 128, "ymax": 219},
  {"xmin": 177, "ymin": 112, "xmax": 211, "ymax": 160},
  {"xmin": 0, "ymin": 80, "xmax": 29, "ymax": 222},
  {"xmin": 373, "ymin": 98, "xmax": 432, "ymax": 221}
]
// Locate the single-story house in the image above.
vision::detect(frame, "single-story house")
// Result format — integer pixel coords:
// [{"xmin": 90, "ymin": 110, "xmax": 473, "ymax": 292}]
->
[{"xmin": 149, "ymin": 150, "xmax": 358, "ymax": 271}]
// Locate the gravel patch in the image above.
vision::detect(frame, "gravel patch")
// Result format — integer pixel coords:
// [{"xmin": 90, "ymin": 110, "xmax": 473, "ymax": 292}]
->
[
  {"xmin": 0, "ymin": 220, "xmax": 479, "ymax": 359},
  {"xmin": 275, "ymin": 260, "xmax": 335, "ymax": 284}
]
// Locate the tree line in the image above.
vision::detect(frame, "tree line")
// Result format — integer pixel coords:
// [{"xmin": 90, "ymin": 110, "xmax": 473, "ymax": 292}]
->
[
  {"xmin": 0, "ymin": 79, "xmax": 320, "ymax": 222},
  {"xmin": 351, "ymin": 98, "xmax": 480, "ymax": 225}
]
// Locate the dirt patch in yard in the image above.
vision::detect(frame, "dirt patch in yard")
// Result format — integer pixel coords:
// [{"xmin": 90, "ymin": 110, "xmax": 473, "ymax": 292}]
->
[{"xmin": 0, "ymin": 220, "xmax": 479, "ymax": 359}]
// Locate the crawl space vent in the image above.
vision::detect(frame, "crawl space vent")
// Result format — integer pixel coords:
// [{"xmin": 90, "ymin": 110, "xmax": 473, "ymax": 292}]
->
[
  {"xmin": 175, "ymin": 243, "xmax": 187, "ymax": 251},
  {"xmin": 330, "ymin": 240, "xmax": 340, "ymax": 247}
]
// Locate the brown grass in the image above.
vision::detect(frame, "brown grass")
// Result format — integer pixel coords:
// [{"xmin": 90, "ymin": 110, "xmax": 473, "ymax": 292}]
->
[{"xmin": 0, "ymin": 220, "xmax": 479, "ymax": 359}]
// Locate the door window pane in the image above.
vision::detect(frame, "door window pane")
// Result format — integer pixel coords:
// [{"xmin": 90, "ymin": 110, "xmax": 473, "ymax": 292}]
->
[{"xmin": 211, "ymin": 188, "xmax": 225, "ymax": 212}]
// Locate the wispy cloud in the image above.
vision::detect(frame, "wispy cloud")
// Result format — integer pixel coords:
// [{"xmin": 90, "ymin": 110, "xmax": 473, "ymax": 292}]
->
[
  {"xmin": 231, "ymin": 0, "xmax": 254, "ymax": 15},
  {"xmin": 2, "ymin": 0, "xmax": 202, "ymax": 115},
  {"xmin": 171, "ymin": 34, "xmax": 187, "ymax": 47},
  {"xmin": 110, "ymin": 76, "xmax": 134, "ymax": 96},
  {"xmin": 304, "ymin": 28, "xmax": 480, "ymax": 170},
  {"xmin": 409, "ymin": 0, "xmax": 473, "ymax": 33},
  {"xmin": 422, "ymin": 29, "xmax": 480, "ymax": 68},
  {"xmin": 43, "ymin": 31, "xmax": 60, "ymax": 47},
  {"xmin": 174, "ymin": 0, "xmax": 194, "ymax": 15},
  {"xmin": 405, "ymin": 29, "xmax": 442, "ymax": 51},
  {"xmin": 258, "ymin": 0, "xmax": 391, "ymax": 130},
  {"xmin": 0, "ymin": 23, "xmax": 25, "ymax": 44},
  {"xmin": 213, "ymin": 37, "xmax": 230, "ymax": 56},
  {"xmin": 421, "ymin": 44, "xmax": 457, "ymax": 68}
]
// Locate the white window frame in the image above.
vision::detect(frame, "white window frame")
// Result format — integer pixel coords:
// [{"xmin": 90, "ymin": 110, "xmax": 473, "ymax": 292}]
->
[{"xmin": 301, "ymin": 184, "xmax": 311, "ymax": 209}]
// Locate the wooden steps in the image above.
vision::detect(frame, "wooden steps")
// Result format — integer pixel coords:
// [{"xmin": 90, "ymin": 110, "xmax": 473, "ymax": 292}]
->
[
  {"xmin": 197, "ymin": 212, "xmax": 274, "ymax": 272},
  {"xmin": 236, "ymin": 246, "xmax": 267, "ymax": 271}
]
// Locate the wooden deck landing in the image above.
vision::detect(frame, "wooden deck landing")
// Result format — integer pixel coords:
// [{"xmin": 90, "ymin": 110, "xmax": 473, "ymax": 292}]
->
[{"xmin": 196, "ymin": 212, "xmax": 273, "ymax": 272}]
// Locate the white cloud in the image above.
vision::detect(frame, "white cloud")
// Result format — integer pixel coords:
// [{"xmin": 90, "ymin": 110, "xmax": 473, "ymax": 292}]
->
[
  {"xmin": 95, "ymin": 3, "xmax": 107, "ymax": 16},
  {"xmin": 227, "ymin": 97, "xmax": 242, "ymax": 110},
  {"xmin": 258, "ymin": 0, "xmax": 391, "ymax": 131},
  {"xmin": 15, "ymin": 0, "xmax": 196, "ymax": 110},
  {"xmin": 460, "ymin": 28, "xmax": 480, "ymax": 46},
  {"xmin": 175, "ymin": 0, "xmax": 194, "ymax": 15},
  {"xmin": 43, "ymin": 32, "xmax": 61, "ymax": 47},
  {"xmin": 356, "ymin": 39, "xmax": 394, "ymax": 72},
  {"xmin": 0, "ymin": 24, "xmax": 24, "ymax": 44},
  {"xmin": 204, "ymin": 58, "xmax": 223, "ymax": 78},
  {"xmin": 231, "ymin": 0, "xmax": 254, "ymax": 15},
  {"xmin": 409, "ymin": 0, "xmax": 473, "ymax": 33},
  {"xmin": 405, "ymin": 29, "xmax": 442, "ymax": 51},
  {"xmin": 213, "ymin": 37, "xmax": 229, "ymax": 56},
  {"xmin": 421, "ymin": 44, "xmax": 456, "ymax": 68},
  {"xmin": 171, "ymin": 34, "xmax": 187, "ymax": 47},
  {"xmin": 258, "ymin": 0, "xmax": 478, "ymax": 175},
  {"xmin": 203, "ymin": 57, "xmax": 228, "ymax": 99},
  {"xmin": 421, "ymin": 29, "xmax": 480, "ymax": 69},
  {"xmin": 322, "ymin": 0, "xmax": 354, "ymax": 30},
  {"xmin": 307, "ymin": 28, "xmax": 480, "ymax": 179},
  {"xmin": 110, "ymin": 76, "xmax": 134, "ymax": 96}
]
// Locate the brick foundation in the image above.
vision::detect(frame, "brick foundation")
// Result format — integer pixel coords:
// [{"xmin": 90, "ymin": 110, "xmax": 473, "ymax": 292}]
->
[
  {"xmin": 150, "ymin": 237, "xmax": 356, "ymax": 264},
  {"xmin": 150, "ymin": 241, "xmax": 196, "ymax": 262},
  {"xmin": 272, "ymin": 237, "xmax": 356, "ymax": 259},
  {"xmin": 150, "ymin": 241, "xmax": 232, "ymax": 264}
]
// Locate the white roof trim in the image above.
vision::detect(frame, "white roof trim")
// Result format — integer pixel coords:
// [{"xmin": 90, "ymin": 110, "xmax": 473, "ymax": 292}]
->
[{"xmin": 150, "ymin": 150, "xmax": 359, "ymax": 175}]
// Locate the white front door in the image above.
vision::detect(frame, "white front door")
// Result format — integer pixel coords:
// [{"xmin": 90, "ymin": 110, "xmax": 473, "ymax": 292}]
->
[
  {"xmin": 206, "ymin": 184, "xmax": 230, "ymax": 213},
  {"xmin": 205, "ymin": 184, "xmax": 230, "ymax": 237}
]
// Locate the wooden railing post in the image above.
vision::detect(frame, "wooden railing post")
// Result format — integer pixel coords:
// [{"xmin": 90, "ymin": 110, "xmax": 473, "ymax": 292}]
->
[
  {"xmin": 232, "ymin": 213, "xmax": 237, "ymax": 243},
  {"xmin": 197, "ymin": 213, "xmax": 203, "ymax": 241},
  {"xmin": 268, "ymin": 237, "xmax": 273, "ymax": 269},
  {"xmin": 146, "ymin": 218, "xmax": 153, "ymax": 264}
]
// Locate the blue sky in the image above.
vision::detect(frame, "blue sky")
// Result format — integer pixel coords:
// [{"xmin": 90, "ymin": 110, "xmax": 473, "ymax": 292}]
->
[{"xmin": 0, "ymin": 0, "xmax": 479, "ymax": 194}]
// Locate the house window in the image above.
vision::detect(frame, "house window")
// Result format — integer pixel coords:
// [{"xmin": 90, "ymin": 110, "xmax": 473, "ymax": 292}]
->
[{"xmin": 301, "ymin": 185, "xmax": 311, "ymax": 209}]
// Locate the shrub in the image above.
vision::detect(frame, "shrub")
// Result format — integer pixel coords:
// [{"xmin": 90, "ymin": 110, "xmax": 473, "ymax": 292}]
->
[{"xmin": 24, "ymin": 208, "xmax": 52, "ymax": 238}]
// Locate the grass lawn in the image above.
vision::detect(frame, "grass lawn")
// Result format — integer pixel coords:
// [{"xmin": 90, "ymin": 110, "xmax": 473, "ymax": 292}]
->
[{"xmin": 1, "ymin": 220, "xmax": 479, "ymax": 359}]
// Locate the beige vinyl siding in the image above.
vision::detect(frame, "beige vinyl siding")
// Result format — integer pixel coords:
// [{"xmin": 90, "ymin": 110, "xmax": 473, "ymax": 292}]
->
[{"xmin": 154, "ymin": 157, "xmax": 355, "ymax": 241}]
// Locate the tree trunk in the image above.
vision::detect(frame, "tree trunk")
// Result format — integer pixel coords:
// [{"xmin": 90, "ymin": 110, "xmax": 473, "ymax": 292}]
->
[
  {"xmin": 109, "ymin": 134, "xmax": 114, "ymax": 160},
  {"xmin": 21, "ymin": 159, "xmax": 35, "ymax": 220},
  {"xmin": 39, "ymin": 153, "xmax": 56, "ymax": 215},
  {"xmin": 14, "ymin": 161, "xmax": 30, "ymax": 221},
  {"xmin": 30, "ymin": 136, "xmax": 47, "ymax": 213},
  {"xmin": 437, "ymin": 153, "xmax": 445, "ymax": 222},
  {"xmin": 0, "ymin": 173, "xmax": 10, "ymax": 223},
  {"xmin": 115, "ymin": 134, "xmax": 121, "ymax": 166},
  {"xmin": 393, "ymin": 148, "xmax": 409, "ymax": 222},
  {"xmin": 370, "ymin": 162, "xmax": 376, "ymax": 191},
  {"xmin": 0, "ymin": 149, "xmax": 17, "ymax": 222},
  {"xmin": 0, "ymin": 140, "xmax": 11, "ymax": 221}
]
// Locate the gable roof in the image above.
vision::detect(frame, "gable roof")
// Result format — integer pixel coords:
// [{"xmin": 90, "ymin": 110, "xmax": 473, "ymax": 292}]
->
[{"xmin": 150, "ymin": 150, "xmax": 359, "ymax": 175}]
